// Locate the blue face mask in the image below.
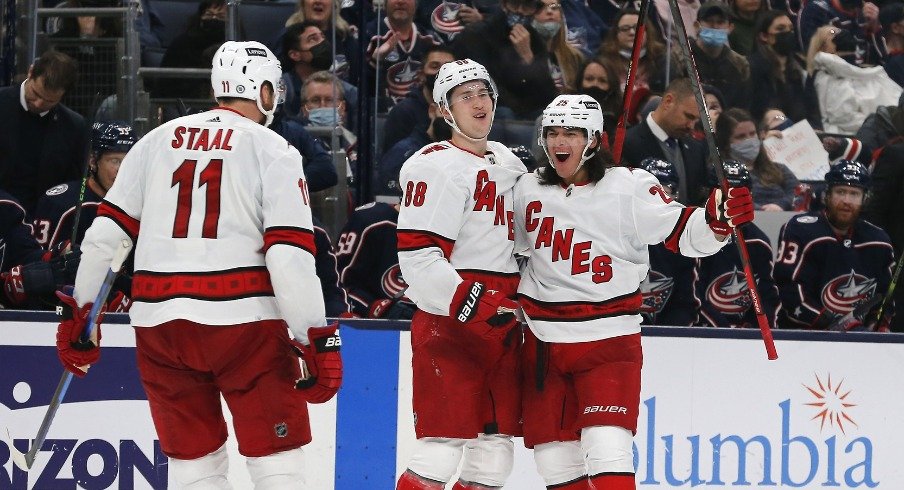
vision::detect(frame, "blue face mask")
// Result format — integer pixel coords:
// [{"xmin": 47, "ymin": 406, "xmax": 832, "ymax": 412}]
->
[
  {"xmin": 506, "ymin": 12, "xmax": 531, "ymax": 27},
  {"xmin": 698, "ymin": 27, "xmax": 729, "ymax": 48},
  {"xmin": 307, "ymin": 107, "xmax": 341, "ymax": 127}
]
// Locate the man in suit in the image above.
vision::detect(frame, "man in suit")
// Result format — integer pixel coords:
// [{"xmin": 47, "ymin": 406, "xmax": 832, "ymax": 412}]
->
[
  {"xmin": 0, "ymin": 50, "xmax": 87, "ymax": 214},
  {"xmin": 622, "ymin": 77, "xmax": 709, "ymax": 206}
]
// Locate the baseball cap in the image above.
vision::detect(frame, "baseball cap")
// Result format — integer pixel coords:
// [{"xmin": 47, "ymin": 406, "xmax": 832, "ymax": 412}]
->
[
  {"xmin": 697, "ymin": 1, "xmax": 732, "ymax": 21},
  {"xmin": 880, "ymin": 2, "xmax": 904, "ymax": 30}
]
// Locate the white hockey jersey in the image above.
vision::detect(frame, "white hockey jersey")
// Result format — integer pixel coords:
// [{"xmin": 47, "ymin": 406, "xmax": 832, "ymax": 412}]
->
[
  {"xmin": 75, "ymin": 107, "xmax": 326, "ymax": 338},
  {"xmin": 514, "ymin": 167, "xmax": 727, "ymax": 342},
  {"xmin": 397, "ymin": 140, "xmax": 528, "ymax": 315}
]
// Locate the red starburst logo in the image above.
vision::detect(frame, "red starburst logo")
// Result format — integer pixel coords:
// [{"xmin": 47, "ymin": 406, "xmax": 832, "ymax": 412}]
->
[{"xmin": 803, "ymin": 373, "xmax": 858, "ymax": 434}]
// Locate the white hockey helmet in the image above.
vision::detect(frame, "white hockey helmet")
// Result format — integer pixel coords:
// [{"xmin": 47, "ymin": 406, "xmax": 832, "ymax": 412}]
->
[
  {"xmin": 539, "ymin": 94, "xmax": 605, "ymax": 170},
  {"xmin": 432, "ymin": 59, "xmax": 498, "ymax": 140},
  {"xmin": 211, "ymin": 41, "xmax": 285, "ymax": 126}
]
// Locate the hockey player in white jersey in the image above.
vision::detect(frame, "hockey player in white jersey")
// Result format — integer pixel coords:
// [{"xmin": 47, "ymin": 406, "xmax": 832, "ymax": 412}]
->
[
  {"xmin": 395, "ymin": 59, "xmax": 528, "ymax": 490},
  {"xmin": 514, "ymin": 94, "xmax": 755, "ymax": 490},
  {"xmin": 54, "ymin": 41, "xmax": 342, "ymax": 489}
]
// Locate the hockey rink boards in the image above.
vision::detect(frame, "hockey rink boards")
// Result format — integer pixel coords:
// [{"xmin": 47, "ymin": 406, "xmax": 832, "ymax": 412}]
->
[{"xmin": 1, "ymin": 314, "xmax": 903, "ymax": 489}]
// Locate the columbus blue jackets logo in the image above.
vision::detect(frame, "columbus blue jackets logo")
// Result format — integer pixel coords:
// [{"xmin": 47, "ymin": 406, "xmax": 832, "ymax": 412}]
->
[
  {"xmin": 705, "ymin": 268, "xmax": 751, "ymax": 315},
  {"xmin": 431, "ymin": 2, "xmax": 464, "ymax": 40},
  {"xmin": 820, "ymin": 270, "xmax": 877, "ymax": 315},
  {"xmin": 386, "ymin": 59, "xmax": 422, "ymax": 100},
  {"xmin": 381, "ymin": 265, "xmax": 411, "ymax": 302},
  {"xmin": 640, "ymin": 271, "xmax": 674, "ymax": 314}
]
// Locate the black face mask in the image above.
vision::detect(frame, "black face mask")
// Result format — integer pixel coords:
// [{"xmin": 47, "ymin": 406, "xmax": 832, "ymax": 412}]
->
[
  {"xmin": 839, "ymin": 0, "xmax": 861, "ymax": 10},
  {"xmin": 424, "ymin": 73, "xmax": 439, "ymax": 92},
  {"xmin": 581, "ymin": 87, "xmax": 613, "ymax": 106},
  {"xmin": 308, "ymin": 40, "xmax": 333, "ymax": 70},
  {"xmin": 431, "ymin": 117, "xmax": 453, "ymax": 142},
  {"xmin": 772, "ymin": 31, "xmax": 799, "ymax": 55},
  {"xmin": 199, "ymin": 19, "xmax": 225, "ymax": 34}
]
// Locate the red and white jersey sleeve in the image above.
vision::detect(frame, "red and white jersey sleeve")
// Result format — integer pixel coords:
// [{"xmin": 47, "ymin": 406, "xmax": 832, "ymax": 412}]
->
[
  {"xmin": 76, "ymin": 108, "xmax": 325, "ymax": 336},
  {"xmin": 397, "ymin": 141, "xmax": 526, "ymax": 315},
  {"xmin": 514, "ymin": 167, "xmax": 725, "ymax": 342}
]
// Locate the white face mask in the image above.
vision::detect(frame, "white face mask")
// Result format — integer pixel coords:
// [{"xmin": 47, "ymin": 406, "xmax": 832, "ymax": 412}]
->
[{"xmin": 730, "ymin": 136, "xmax": 761, "ymax": 162}]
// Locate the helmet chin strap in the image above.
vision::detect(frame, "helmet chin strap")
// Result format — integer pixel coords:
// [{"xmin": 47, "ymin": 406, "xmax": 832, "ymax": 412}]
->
[
  {"xmin": 442, "ymin": 103, "xmax": 495, "ymax": 142},
  {"xmin": 543, "ymin": 131, "xmax": 599, "ymax": 180}
]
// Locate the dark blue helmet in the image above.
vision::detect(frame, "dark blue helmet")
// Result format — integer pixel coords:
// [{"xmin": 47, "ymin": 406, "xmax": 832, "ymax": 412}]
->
[
  {"xmin": 708, "ymin": 159, "xmax": 752, "ymax": 189},
  {"xmin": 825, "ymin": 159, "xmax": 869, "ymax": 190},
  {"xmin": 91, "ymin": 121, "xmax": 137, "ymax": 157},
  {"xmin": 639, "ymin": 158, "xmax": 678, "ymax": 190}
]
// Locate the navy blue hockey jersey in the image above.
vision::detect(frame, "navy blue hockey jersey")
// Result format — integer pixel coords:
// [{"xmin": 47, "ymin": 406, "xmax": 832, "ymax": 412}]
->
[
  {"xmin": 336, "ymin": 201, "xmax": 412, "ymax": 317},
  {"xmin": 694, "ymin": 223, "xmax": 781, "ymax": 328},
  {"xmin": 774, "ymin": 212, "xmax": 894, "ymax": 329},
  {"xmin": 313, "ymin": 219, "xmax": 352, "ymax": 317},
  {"xmin": 32, "ymin": 180, "xmax": 102, "ymax": 249},
  {"xmin": 0, "ymin": 191, "xmax": 44, "ymax": 273},
  {"xmin": 642, "ymin": 243, "xmax": 697, "ymax": 326}
]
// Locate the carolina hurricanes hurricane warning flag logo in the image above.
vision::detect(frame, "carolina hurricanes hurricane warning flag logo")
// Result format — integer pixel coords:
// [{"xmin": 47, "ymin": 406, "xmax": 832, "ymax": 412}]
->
[
  {"xmin": 820, "ymin": 270, "xmax": 876, "ymax": 315},
  {"xmin": 640, "ymin": 271, "xmax": 674, "ymax": 314},
  {"xmin": 706, "ymin": 268, "xmax": 751, "ymax": 315}
]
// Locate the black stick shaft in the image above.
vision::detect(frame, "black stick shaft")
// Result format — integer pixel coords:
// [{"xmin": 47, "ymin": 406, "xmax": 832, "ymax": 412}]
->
[{"xmin": 665, "ymin": 0, "xmax": 778, "ymax": 359}]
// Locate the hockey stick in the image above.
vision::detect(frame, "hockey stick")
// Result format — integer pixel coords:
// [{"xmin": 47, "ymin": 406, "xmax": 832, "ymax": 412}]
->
[
  {"xmin": 68, "ymin": 92, "xmax": 103, "ymax": 248},
  {"xmin": 664, "ymin": 0, "xmax": 778, "ymax": 360},
  {"xmin": 870, "ymin": 250, "xmax": 904, "ymax": 331},
  {"xmin": 611, "ymin": 0, "xmax": 651, "ymax": 164},
  {"xmin": 8, "ymin": 238, "xmax": 134, "ymax": 471}
]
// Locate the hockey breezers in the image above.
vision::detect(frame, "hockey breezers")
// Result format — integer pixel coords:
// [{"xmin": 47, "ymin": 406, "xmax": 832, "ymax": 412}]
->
[
  {"xmin": 6, "ymin": 238, "xmax": 133, "ymax": 471},
  {"xmin": 665, "ymin": 0, "xmax": 778, "ymax": 359}
]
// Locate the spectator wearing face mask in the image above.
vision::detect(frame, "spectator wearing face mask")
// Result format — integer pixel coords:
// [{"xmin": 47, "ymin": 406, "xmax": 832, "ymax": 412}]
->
[
  {"xmin": 747, "ymin": 10, "xmax": 820, "ymax": 126},
  {"xmin": 533, "ymin": 0, "xmax": 585, "ymax": 93},
  {"xmin": 806, "ymin": 25, "xmax": 902, "ymax": 134},
  {"xmin": 797, "ymin": 0, "xmax": 883, "ymax": 68},
  {"xmin": 154, "ymin": 0, "xmax": 227, "ymax": 100},
  {"xmin": 382, "ymin": 45, "xmax": 455, "ymax": 154},
  {"xmin": 452, "ymin": 0, "xmax": 558, "ymax": 119},
  {"xmin": 281, "ymin": 21, "xmax": 359, "ymax": 126},
  {"xmin": 284, "ymin": 0, "xmax": 360, "ymax": 85},
  {"xmin": 691, "ymin": 2, "xmax": 751, "ymax": 111},
  {"xmin": 716, "ymin": 108, "xmax": 799, "ymax": 211},
  {"xmin": 300, "ymin": 71, "xmax": 358, "ymax": 176},
  {"xmin": 596, "ymin": 7, "xmax": 680, "ymax": 96},
  {"xmin": 577, "ymin": 58, "xmax": 622, "ymax": 136}
]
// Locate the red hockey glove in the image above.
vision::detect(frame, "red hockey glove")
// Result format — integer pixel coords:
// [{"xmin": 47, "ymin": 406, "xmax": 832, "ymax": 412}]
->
[
  {"xmin": 55, "ymin": 290, "xmax": 104, "ymax": 377},
  {"xmin": 706, "ymin": 187, "xmax": 755, "ymax": 235},
  {"xmin": 291, "ymin": 323, "xmax": 343, "ymax": 403},
  {"xmin": 2, "ymin": 266, "xmax": 27, "ymax": 306},
  {"xmin": 450, "ymin": 280, "xmax": 519, "ymax": 339},
  {"xmin": 369, "ymin": 298, "xmax": 415, "ymax": 319},
  {"xmin": 107, "ymin": 292, "xmax": 132, "ymax": 312}
]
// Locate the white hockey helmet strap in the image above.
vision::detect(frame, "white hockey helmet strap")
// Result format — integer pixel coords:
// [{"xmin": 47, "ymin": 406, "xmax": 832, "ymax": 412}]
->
[
  {"xmin": 432, "ymin": 59, "xmax": 498, "ymax": 141},
  {"xmin": 539, "ymin": 94, "xmax": 604, "ymax": 177},
  {"xmin": 211, "ymin": 41, "xmax": 284, "ymax": 126}
]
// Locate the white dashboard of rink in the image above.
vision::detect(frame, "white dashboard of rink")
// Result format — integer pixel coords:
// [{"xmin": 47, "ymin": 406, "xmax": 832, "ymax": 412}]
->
[{"xmin": 1, "ymin": 312, "xmax": 902, "ymax": 489}]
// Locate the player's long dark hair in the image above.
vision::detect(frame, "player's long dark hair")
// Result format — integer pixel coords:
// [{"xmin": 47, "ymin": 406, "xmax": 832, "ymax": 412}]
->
[{"xmin": 537, "ymin": 130, "xmax": 613, "ymax": 186}]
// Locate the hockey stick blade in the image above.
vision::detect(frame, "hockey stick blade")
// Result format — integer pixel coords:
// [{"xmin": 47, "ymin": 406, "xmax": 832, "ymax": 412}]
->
[
  {"xmin": 13, "ymin": 238, "xmax": 133, "ymax": 471},
  {"xmin": 4, "ymin": 427, "xmax": 29, "ymax": 471}
]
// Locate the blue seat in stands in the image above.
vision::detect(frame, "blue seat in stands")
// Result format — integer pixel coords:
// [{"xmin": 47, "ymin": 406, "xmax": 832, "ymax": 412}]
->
[
  {"xmin": 237, "ymin": 1, "xmax": 296, "ymax": 47},
  {"xmin": 152, "ymin": 0, "xmax": 199, "ymax": 48}
]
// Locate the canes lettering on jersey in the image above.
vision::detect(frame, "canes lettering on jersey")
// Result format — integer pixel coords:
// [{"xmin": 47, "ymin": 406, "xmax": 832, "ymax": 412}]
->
[
  {"xmin": 473, "ymin": 170, "xmax": 515, "ymax": 239},
  {"xmin": 525, "ymin": 200, "xmax": 613, "ymax": 284}
]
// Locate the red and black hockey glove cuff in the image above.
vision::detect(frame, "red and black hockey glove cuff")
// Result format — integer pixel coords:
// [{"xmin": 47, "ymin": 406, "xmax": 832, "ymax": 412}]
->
[
  {"xmin": 55, "ymin": 290, "xmax": 103, "ymax": 377},
  {"xmin": 292, "ymin": 322, "xmax": 343, "ymax": 403},
  {"xmin": 2, "ymin": 266, "xmax": 27, "ymax": 306},
  {"xmin": 450, "ymin": 280, "xmax": 519, "ymax": 339},
  {"xmin": 706, "ymin": 187, "xmax": 755, "ymax": 235},
  {"xmin": 369, "ymin": 298, "xmax": 415, "ymax": 320}
]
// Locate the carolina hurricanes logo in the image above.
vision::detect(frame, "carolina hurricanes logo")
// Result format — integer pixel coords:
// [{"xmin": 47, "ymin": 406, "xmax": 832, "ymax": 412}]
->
[
  {"xmin": 640, "ymin": 271, "xmax": 674, "ymax": 314},
  {"xmin": 381, "ymin": 265, "xmax": 412, "ymax": 304},
  {"xmin": 706, "ymin": 268, "xmax": 751, "ymax": 315},
  {"xmin": 820, "ymin": 270, "xmax": 876, "ymax": 315},
  {"xmin": 386, "ymin": 59, "xmax": 422, "ymax": 100}
]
